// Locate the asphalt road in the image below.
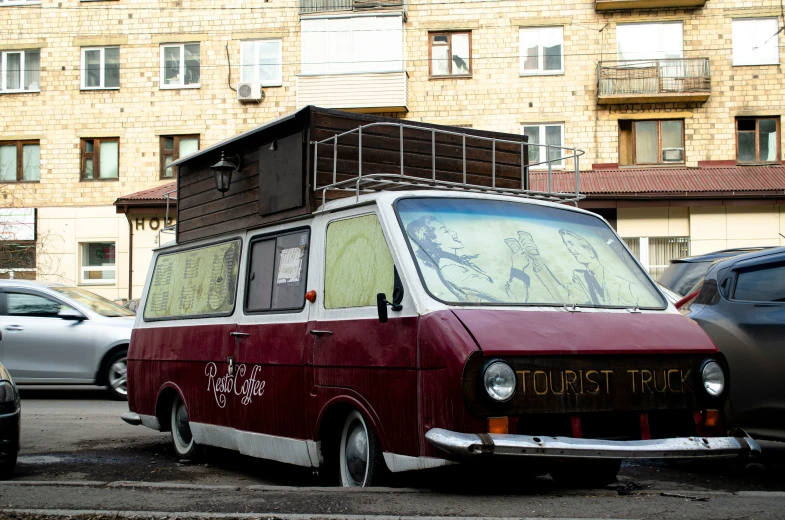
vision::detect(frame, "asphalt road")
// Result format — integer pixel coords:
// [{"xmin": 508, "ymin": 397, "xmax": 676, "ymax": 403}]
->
[{"xmin": 4, "ymin": 387, "xmax": 785, "ymax": 520}]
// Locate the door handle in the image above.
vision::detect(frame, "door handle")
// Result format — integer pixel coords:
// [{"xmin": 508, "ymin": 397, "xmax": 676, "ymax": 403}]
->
[
  {"xmin": 5, "ymin": 325, "xmax": 23, "ymax": 332},
  {"xmin": 228, "ymin": 356, "xmax": 235, "ymax": 377},
  {"xmin": 230, "ymin": 332, "xmax": 250, "ymax": 338},
  {"xmin": 309, "ymin": 330, "xmax": 333, "ymax": 336}
]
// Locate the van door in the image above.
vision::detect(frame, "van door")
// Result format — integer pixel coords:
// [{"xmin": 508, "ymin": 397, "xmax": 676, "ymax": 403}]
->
[
  {"xmin": 309, "ymin": 210, "xmax": 420, "ymax": 458},
  {"xmin": 233, "ymin": 227, "xmax": 313, "ymax": 462}
]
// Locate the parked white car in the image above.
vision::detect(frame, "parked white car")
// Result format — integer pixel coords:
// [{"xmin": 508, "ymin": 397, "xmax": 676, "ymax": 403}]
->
[{"xmin": 0, "ymin": 280, "xmax": 134, "ymax": 399}]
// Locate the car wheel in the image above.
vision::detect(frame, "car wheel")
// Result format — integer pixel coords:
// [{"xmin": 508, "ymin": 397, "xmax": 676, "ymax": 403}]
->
[
  {"xmin": 338, "ymin": 410, "xmax": 384, "ymax": 487},
  {"xmin": 170, "ymin": 394, "xmax": 199, "ymax": 462},
  {"xmin": 104, "ymin": 351, "xmax": 128, "ymax": 401},
  {"xmin": 549, "ymin": 460, "xmax": 621, "ymax": 488},
  {"xmin": 0, "ymin": 454, "xmax": 17, "ymax": 481}
]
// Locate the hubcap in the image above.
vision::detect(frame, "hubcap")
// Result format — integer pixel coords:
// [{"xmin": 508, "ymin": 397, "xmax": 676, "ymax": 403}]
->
[
  {"xmin": 174, "ymin": 401, "xmax": 193, "ymax": 447},
  {"xmin": 108, "ymin": 358, "xmax": 128, "ymax": 396},
  {"xmin": 344, "ymin": 419, "xmax": 368, "ymax": 485}
]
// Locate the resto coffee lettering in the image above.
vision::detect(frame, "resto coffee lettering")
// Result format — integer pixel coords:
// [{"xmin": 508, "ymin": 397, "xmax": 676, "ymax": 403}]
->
[
  {"xmin": 517, "ymin": 369, "xmax": 614, "ymax": 396},
  {"xmin": 205, "ymin": 362, "xmax": 267, "ymax": 409}
]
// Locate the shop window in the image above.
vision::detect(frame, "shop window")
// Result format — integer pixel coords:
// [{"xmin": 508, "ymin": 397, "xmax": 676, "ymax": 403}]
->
[
  {"xmin": 160, "ymin": 43, "xmax": 200, "ymax": 88},
  {"xmin": 429, "ymin": 32, "xmax": 471, "ymax": 77},
  {"xmin": 324, "ymin": 214, "xmax": 394, "ymax": 309},
  {"xmin": 736, "ymin": 117, "xmax": 780, "ymax": 164},
  {"xmin": 522, "ymin": 123, "xmax": 564, "ymax": 168},
  {"xmin": 619, "ymin": 120, "xmax": 684, "ymax": 166},
  {"xmin": 80, "ymin": 242, "xmax": 116, "ymax": 285},
  {"xmin": 622, "ymin": 236, "xmax": 689, "ymax": 279},
  {"xmin": 0, "ymin": 49, "xmax": 40, "ymax": 93},
  {"xmin": 732, "ymin": 18, "xmax": 779, "ymax": 66},
  {"xmin": 0, "ymin": 141, "xmax": 40, "ymax": 182},
  {"xmin": 81, "ymin": 47, "xmax": 120, "ymax": 90},
  {"xmin": 245, "ymin": 230, "xmax": 310, "ymax": 313},
  {"xmin": 519, "ymin": 26, "xmax": 563, "ymax": 75},
  {"xmin": 160, "ymin": 135, "xmax": 199, "ymax": 179},
  {"xmin": 240, "ymin": 40, "xmax": 282, "ymax": 86},
  {"xmin": 81, "ymin": 138, "xmax": 119, "ymax": 180}
]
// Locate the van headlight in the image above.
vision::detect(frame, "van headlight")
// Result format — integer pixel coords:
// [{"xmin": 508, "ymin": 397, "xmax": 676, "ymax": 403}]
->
[
  {"xmin": 483, "ymin": 361, "xmax": 516, "ymax": 402},
  {"xmin": 701, "ymin": 361, "xmax": 725, "ymax": 396}
]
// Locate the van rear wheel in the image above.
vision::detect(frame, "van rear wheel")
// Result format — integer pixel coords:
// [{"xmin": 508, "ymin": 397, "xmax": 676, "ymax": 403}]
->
[
  {"xmin": 170, "ymin": 395, "xmax": 199, "ymax": 462},
  {"xmin": 338, "ymin": 410, "xmax": 384, "ymax": 487}
]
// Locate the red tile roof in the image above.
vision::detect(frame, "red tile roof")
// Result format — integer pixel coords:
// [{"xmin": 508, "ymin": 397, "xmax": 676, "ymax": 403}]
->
[
  {"xmin": 530, "ymin": 165, "xmax": 785, "ymax": 195},
  {"xmin": 115, "ymin": 182, "xmax": 177, "ymax": 204}
]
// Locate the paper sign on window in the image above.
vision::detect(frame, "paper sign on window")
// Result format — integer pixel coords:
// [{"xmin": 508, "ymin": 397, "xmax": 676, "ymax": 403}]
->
[{"xmin": 277, "ymin": 247, "xmax": 303, "ymax": 284}]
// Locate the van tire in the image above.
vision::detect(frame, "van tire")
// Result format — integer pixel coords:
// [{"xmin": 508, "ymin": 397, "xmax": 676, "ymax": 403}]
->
[
  {"xmin": 103, "ymin": 350, "xmax": 128, "ymax": 401},
  {"xmin": 170, "ymin": 395, "xmax": 199, "ymax": 463},
  {"xmin": 338, "ymin": 410, "xmax": 384, "ymax": 487},
  {"xmin": 549, "ymin": 460, "xmax": 621, "ymax": 488}
]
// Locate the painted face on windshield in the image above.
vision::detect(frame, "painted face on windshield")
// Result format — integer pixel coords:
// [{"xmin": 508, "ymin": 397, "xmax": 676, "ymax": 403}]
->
[
  {"xmin": 560, "ymin": 229, "xmax": 597, "ymax": 266},
  {"xmin": 431, "ymin": 220, "xmax": 464, "ymax": 252}
]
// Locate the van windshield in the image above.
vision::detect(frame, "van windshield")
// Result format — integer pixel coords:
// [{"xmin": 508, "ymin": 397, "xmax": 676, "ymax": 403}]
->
[{"xmin": 396, "ymin": 197, "xmax": 665, "ymax": 309}]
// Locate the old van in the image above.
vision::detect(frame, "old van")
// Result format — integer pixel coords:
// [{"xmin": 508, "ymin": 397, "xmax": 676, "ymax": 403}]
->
[{"xmin": 122, "ymin": 107, "xmax": 758, "ymax": 487}]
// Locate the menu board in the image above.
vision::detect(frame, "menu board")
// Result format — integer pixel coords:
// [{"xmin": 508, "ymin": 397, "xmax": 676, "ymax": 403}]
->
[{"xmin": 144, "ymin": 240, "xmax": 241, "ymax": 320}]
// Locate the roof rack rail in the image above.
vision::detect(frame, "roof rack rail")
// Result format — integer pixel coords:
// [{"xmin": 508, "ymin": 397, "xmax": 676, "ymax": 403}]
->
[{"xmin": 313, "ymin": 122, "xmax": 585, "ymax": 205}]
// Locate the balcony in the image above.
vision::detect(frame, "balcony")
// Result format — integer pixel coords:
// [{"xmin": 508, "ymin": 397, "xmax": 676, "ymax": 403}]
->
[
  {"xmin": 597, "ymin": 58, "xmax": 711, "ymax": 105},
  {"xmin": 595, "ymin": 0, "xmax": 707, "ymax": 10},
  {"xmin": 296, "ymin": 71, "xmax": 409, "ymax": 113},
  {"xmin": 299, "ymin": 0, "xmax": 407, "ymax": 15}
]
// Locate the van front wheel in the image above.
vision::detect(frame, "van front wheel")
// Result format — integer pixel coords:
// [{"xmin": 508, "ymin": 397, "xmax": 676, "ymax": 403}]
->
[
  {"xmin": 170, "ymin": 395, "xmax": 199, "ymax": 462},
  {"xmin": 338, "ymin": 410, "xmax": 384, "ymax": 487}
]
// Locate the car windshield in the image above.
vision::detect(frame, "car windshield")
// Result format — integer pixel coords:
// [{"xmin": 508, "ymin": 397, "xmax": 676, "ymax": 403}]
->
[
  {"xmin": 397, "ymin": 197, "xmax": 665, "ymax": 309},
  {"xmin": 50, "ymin": 287, "xmax": 135, "ymax": 317}
]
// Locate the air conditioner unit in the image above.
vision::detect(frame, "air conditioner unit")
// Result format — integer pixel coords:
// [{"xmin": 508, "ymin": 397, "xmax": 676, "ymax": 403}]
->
[{"xmin": 237, "ymin": 82, "xmax": 263, "ymax": 103}]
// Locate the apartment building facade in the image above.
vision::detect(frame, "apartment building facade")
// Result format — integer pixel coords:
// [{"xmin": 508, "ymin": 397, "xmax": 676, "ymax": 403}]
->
[{"xmin": 1, "ymin": 0, "xmax": 784, "ymax": 298}]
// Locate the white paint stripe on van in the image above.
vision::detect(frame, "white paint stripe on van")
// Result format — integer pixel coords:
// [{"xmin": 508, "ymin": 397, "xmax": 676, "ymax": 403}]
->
[{"xmin": 190, "ymin": 422, "xmax": 319, "ymax": 468}]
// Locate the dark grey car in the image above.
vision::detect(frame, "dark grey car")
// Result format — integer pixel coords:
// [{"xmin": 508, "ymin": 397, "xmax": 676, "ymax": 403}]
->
[{"xmin": 683, "ymin": 247, "xmax": 785, "ymax": 442}]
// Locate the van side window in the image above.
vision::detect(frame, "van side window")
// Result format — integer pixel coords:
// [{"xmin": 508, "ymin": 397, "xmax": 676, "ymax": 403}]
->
[
  {"xmin": 246, "ymin": 230, "xmax": 310, "ymax": 312},
  {"xmin": 144, "ymin": 239, "xmax": 241, "ymax": 320},
  {"xmin": 325, "ymin": 214, "xmax": 394, "ymax": 309},
  {"xmin": 733, "ymin": 263, "xmax": 785, "ymax": 302}
]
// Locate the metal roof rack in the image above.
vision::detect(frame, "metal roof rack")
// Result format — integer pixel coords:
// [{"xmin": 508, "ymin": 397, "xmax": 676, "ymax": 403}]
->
[{"xmin": 313, "ymin": 122, "xmax": 585, "ymax": 205}]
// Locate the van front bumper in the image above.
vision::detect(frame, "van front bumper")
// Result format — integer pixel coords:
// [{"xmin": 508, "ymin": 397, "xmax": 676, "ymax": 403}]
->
[{"xmin": 425, "ymin": 428, "xmax": 761, "ymax": 460}]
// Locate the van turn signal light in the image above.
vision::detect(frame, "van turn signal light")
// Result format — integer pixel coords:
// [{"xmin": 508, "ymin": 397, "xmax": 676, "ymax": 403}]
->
[
  {"xmin": 487, "ymin": 417, "xmax": 509, "ymax": 434},
  {"xmin": 704, "ymin": 409, "xmax": 719, "ymax": 427},
  {"xmin": 305, "ymin": 290, "xmax": 317, "ymax": 303}
]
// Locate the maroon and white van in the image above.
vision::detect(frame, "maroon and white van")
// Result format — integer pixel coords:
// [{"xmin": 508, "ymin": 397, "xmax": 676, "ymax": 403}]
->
[{"xmin": 122, "ymin": 108, "xmax": 758, "ymax": 487}]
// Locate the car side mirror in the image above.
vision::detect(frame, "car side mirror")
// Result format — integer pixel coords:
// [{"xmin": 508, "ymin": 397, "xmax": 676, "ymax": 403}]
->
[
  {"xmin": 59, "ymin": 309, "xmax": 87, "ymax": 321},
  {"xmin": 376, "ymin": 292, "xmax": 403, "ymax": 323}
]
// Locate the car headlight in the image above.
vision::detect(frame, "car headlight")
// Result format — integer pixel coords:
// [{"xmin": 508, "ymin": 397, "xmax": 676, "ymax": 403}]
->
[
  {"xmin": 483, "ymin": 361, "xmax": 516, "ymax": 402},
  {"xmin": 701, "ymin": 361, "xmax": 725, "ymax": 396},
  {"xmin": 0, "ymin": 381, "xmax": 15, "ymax": 403}
]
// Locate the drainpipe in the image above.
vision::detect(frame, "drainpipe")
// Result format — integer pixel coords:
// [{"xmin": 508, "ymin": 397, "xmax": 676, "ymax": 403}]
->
[{"xmin": 125, "ymin": 210, "xmax": 134, "ymax": 301}]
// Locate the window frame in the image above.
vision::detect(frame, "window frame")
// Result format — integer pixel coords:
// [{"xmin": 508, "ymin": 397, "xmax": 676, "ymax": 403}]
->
[
  {"xmin": 80, "ymin": 46, "xmax": 120, "ymax": 90},
  {"xmin": 80, "ymin": 137, "xmax": 120, "ymax": 181},
  {"xmin": 428, "ymin": 31, "xmax": 472, "ymax": 79},
  {"xmin": 79, "ymin": 241, "xmax": 117, "ymax": 286},
  {"xmin": 732, "ymin": 17, "xmax": 780, "ymax": 67},
  {"xmin": 735, "ymin": 117, "xmax": 781, "ymax": 164},
  {"xmin": 519, "ymin": 26, "xmax": 564, "ymax": 76},
  {"xmin": 160, "ymin": 134, "xmax": 199, "ymax": 179},
  {"xmin": 243, "ymin": 227, "xmax": 311, "ymax": 315},
  {"xmin": 619, "ymin": 119, "xmax": 686, "ymax": 166},
  {"xmin": 521, "ymin": 123, "xmax": 565, "ymax": 169},
  {"xmin": 0, "ymin": 49, "xmax": 40, "ymax": 93},
  {"xmin": 159, "ymin": 43, "xmax": 201, "ymax": 89},
  {"xmin": 239, "ymin": 39, "xmax": 283, "ymax": 87},
  {"xmin": 0, "ymin": 140, "xmax": 40, "ymax": 183}
]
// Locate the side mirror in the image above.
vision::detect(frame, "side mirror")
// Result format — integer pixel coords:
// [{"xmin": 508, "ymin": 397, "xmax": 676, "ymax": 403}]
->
[{"xmin": 59, "ymin": 309, "xmax": 87, "ymax": 321}]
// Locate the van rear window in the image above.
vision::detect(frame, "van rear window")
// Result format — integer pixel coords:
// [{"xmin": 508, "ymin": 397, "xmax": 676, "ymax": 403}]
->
[{"xmin": 144, "ymin": 239, "xmax": 241, "ymax": 320}]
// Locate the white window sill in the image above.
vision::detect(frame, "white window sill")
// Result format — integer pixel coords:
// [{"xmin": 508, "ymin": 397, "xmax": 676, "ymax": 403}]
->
[
  {"xmin": 520, "ymin": 71, "xmax": 565, "ymax": 77},
  {"xmin": 0, "ymin": 2, "xmax": 41, "ymax": 5},
  {"xmin": 241, "ymin": 82, "xmax": 283, "ymax": 88},
  {"xmin": 298, "ymin": 70, "xmax": 406, "ymax": 77},
  {"xmin": 0, "ymin": 89, "xmax": 41, "ymax": 94},
  {"xmin": 160, "ymin": 84, "xmax": 201, "ymax": 90},
  {"xmin": 732, "ymin": 62, "xmax": 780, "ymax": 67},
  {"xmin": 79, "ymin": 281, "xmax": 116, "ymax": 286},
  {"xmin": 80, "ymin": 87, "xmax": 121, "ymax": 91}
]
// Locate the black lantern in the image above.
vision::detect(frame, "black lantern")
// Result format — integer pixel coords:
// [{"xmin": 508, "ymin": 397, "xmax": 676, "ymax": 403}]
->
[{"xmin": 211, "ymin": 151, "xmax": 241, "ymax": 196}]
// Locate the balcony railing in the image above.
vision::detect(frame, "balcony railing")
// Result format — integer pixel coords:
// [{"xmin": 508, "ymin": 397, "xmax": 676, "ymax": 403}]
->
[
  {"xmin": 597, "ymin": 58, "xmax": 711, "ymax": 104},
  {"xmin": 299, "ymin": 0, "xmax": 407, "ymax": 15}
]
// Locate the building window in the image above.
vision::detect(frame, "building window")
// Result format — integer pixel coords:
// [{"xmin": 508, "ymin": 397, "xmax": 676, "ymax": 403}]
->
[
  {"xmin": 0, "ymin": 141, "xmax": 40, "ymax": 182},
  {"xmin": 1, "ymin": 50, "xmax": 40, "ymax": 93},
  {"xmin": 81, "ymin": 47, "xmax": 120, "ymax": 90},
  {"xmin": 429, "ymin": 32, "xmax": 471, "ymax": 77},
  {"xmin": 80, "ymin": 242, "xmax": 116, "ymax": 285},
  {"xmin": 736, "ymin": 117, "xmax": 780, "ymax": 164},
  {"xmin": 623, "ymin": 237, "xmax": 689, "ymax": 279},
  {"xmin": 616, "ymin": 22, "xmax": 683, "ymax": 61},
  {"xmin": 81, "ymin": 138, "xmax": 119, "ymax": 180},
  {"xmin": 160, "ymin": 135, "xmax": 199, "ymax": 179},
  {"xmin": 619, "ymin": 120, "xmax": 684, "ymax": 166},
  {"xmin": 301, "ymin": 15, "xmax": 403, "ymax": 74},
  {"xmin": 522, "ymin": 123, "xmax": 564, "ymax": 168},
  {"xmin": 733, "ymin": 18, "xmax": 779, "ymax": 66},
  {"xmin": 160, "ymin": 43, "xmax": 200, "ymax": 88},
  {"xmin": 519, "ymin": 27, "xmax": 563, "ymax": 75},
  {"xmin": 240, "ymin": 40, "xmax": 282, "ymax": 87}
]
